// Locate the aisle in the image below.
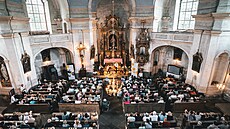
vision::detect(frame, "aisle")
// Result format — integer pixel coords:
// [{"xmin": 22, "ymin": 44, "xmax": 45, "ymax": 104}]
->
[{"xmin": 99, "ymin": 91, "xmax": 125, "ymax": 129}]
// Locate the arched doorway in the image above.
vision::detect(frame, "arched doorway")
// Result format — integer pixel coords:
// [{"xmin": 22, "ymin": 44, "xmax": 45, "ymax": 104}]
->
[
  {"xmin": 34, "ymin": 47, "xmax": 73, "ymax": 82},
  {"xmin": 151, "ymin": 46, "xmax": 189, "ymax": 78},
  {"xmin": 211, "ymin": 53, "xmax": 230, "ymax": 92},
  {"xmin": 0, "ymin": 56, "xmax": 11, "ymax": 87}
]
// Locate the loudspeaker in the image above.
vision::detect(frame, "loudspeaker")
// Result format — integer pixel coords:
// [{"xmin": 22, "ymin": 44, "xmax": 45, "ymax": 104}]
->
[{"xmin": 192, "ymin": 52, "xmax": 203, "ymax": 73}]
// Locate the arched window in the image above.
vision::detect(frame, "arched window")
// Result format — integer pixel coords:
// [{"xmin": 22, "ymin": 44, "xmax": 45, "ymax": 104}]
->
[
  {"xmin": 178, "ymin": 0, "xmax": 199, "ymax": 30},
  {"xmin": 26, "ymin": 0, "xmax": 51, "ymax": 31}
]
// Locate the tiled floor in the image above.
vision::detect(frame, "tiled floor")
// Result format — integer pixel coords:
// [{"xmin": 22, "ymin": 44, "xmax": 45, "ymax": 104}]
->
[{"xmin": 99, "ymin": 96, "xmax": 126, "ymax": 129}]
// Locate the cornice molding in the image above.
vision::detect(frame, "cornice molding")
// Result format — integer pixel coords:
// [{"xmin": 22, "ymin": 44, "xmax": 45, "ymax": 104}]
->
[
  {"xmin": 68, "ymin": 18, "xmax": 90, "ymax": 22},
  {"xmin": 0, "ymin": 16, "xmax": 30, "ymax": 23},
  {"xmin": 212, "ymin": 13, "xmax": 230, "ymax": 19}
]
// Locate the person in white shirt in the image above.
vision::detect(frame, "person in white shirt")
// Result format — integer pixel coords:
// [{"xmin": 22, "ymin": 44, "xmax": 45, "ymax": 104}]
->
[
  {"xmin": 27, "ymin": 115, "xmax": 35, "ymax": 123},
  {"xmin": 150, "ymin": 111, "xmax": 158, "ymax": 122},
  {"xmin": 73, "ymin": 120, "xmax": 82, "ymax": 128},
  {"xmin": 158, "ymin": 97, "xmax": 164, "ymax": 103},
  {"xmin": 82, "ymin": 87, "xmax": 87, "ymax": 95},
  {"xmin": 23, "ymin": 112, "xmax": 29, "ymax": 121},
  {"xmin": 11, "ymin": 95, "xmax": 18, "ymax": 104},
  {"xmin": 51, "ymin": 114, "xmax": 59, "ymax": 121},
  {"xmin": 127, "ymin": 114, "xmax": 136, "ymax": 122},
  {"xmin": 143, "ymin": 113, "xmax": 150, "ymax": 122}
]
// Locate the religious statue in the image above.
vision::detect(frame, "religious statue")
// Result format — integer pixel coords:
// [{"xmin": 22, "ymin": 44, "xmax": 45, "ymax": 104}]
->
[
  {"xmin": 140, "ymin": 47, "xmax": 145, "ymax": 55},
  {"xmin": 109, "ymin": 35, "xmax": 117, "ymax": 50},
  {"xmin": 90, "ymin": 45, "xmax": 95, "ymax": 59},
  {"xmin": 0, "ymin": 63, "xmax": 9, "ymax": 81},
  {"xmin": 21, "ymin": 52, "xmax": 31, "ymax": 73}
]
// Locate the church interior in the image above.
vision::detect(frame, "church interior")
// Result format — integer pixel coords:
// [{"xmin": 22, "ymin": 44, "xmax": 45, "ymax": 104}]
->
[{"xmin": 0, "ymin": 0, "xmax": 230, "ymax": 128}]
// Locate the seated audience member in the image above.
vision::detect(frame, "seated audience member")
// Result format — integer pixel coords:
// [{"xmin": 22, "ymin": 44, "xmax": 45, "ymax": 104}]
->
[
  {"xmin": 195, "ymin": 112, "xmax": 202, "ymax": 121},
  {"xmin": 123, "ymin": 98, "xmax": 130, "ymax": 104},
  {"xmin": 194, "ymin": 121, "xmax": 203, "ymax": 129},
  {"xmin": 145, "ymin": 119, "xmax": 152, "ymax": 129},
  {"xmin": 83, "ymin": 120, "xmax": 90, "ymax": 128},
  {"xmin": 143, "ymin": 113, "xmax": 150, "ymax": 122},
  {"xmin": 83, "ymin": 112, "xmax": 90, "ymax": 120},
  {"xmin": 62, "ymin": 94, "xmax": 70, "ymax": 102},
  {"xmin": 62, "ymin": 111, "xmax": 69, "ymax": 120},
  {"xmin": 62, "ymin": 120, "xmax": 70, "ymax": 128},
  {"xmin": 158, "ymin": 97, "xmax": 164, "ymax": 103},
  {"xmin": 166, "ymin": 111, "xmax": 174, "ymax": 121},
  {"xmin": 44, "ymin": 119, "xmax": 54, "ymax": 127},
  {"xmin": 11, "ymin": 95, "xmax": 18, "ymax": 104},
  {"xmin": 51, "ymin": 114, "xmax": 59, "ymax": 121},
  {"xmin": 18, "ymin": 121, "xmax": 30, "ymax": 128},
  {"xmin": 73, "ymin": 120, "xmax": 82, "ymax": 128},
  {"xmin": 150, "ymin": 111, "xmax": 158, "ymax": 122},
  {"xmin": 127, "ymin": 113, "xmax": 136, "ymax": 122},
  {"xmin": 135, "ymin": 112, "xmax": 143, "ymax": 121},
  {"xmin": 20, "ymin": 84, "xmax": 26, "ymax": 95},
  {"xmin": 91, "ymin": 112, "xmax": 98, "ymax": 120},
  {"xmin": 207, "ymin": 121, "xmax": 219, "ymax": 129},
  {"xmin": 23, "ymin": 112, "xmax": 30, "ymax": 121},
  {"xmin": 138, "ymin": 122, "xmax": 146, "ymax": 129},
  {"xmin": 218, "ymin": 121, "xmax": 229, "ymax": 129},
  {"xmin": 27, "ymin": 115, "xmax": 35, "ymax": 123},
  {"xmin": 159, "ymin": 111, "xmax": 166, "ymax": 122},
  {"xmin": 68, "ymin": 113, "xmax": 75, "ymax": 120}
]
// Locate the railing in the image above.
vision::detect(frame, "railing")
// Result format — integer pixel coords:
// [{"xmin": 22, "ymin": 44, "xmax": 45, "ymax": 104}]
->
[
  {"xmin": 151, "ymin": 32, "xmax": 194, "ymax": 43},
  {"xmin": 29, "ymin": 33, "xmax": 72, "ymax": 44}
]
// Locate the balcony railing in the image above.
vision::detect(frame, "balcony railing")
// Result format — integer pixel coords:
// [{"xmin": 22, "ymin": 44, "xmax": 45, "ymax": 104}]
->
[
  {"xmin": 30, "ymin": 33, "xmax": 72, "ymax": 44},
  {"xmin": 151, "ymin": 32, "xmax": 194, "ymax": 43}
]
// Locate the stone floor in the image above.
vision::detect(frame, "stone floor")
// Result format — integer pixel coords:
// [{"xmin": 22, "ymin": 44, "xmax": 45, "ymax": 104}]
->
[{"xmin": 99, "ymin": 90, "xmax": 126, "ymax": 129}]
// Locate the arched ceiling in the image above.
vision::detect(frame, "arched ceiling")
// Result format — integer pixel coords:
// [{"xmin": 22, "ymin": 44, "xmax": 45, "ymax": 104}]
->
[{"xmin": 67, "ymin": 0, "xmax": 154, "ymax": 18}]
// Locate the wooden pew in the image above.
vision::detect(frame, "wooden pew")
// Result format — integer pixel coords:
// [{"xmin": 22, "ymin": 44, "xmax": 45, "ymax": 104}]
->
[
  {"xmin": 16, "ymin": 104, "xmax": 50, "ymax": 113},
  {"xmin": 173, "ymin": 102, "xmax": 206, "ymax": 113},
  {"xmin": 59, "ymin": 103, "xmax": 100, "ymax": 114}
]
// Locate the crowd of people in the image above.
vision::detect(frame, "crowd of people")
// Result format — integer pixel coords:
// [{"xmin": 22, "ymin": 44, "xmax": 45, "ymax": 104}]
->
[
  {"xmin": 126, "ymin": 111, "xmax": 176, "ymax": 128},
  {"xmin": 120, "ymin": 76, "xmax": 204, "ymax": 107},
  {"xmin": 44, "ymin": 111, "xmax": 98, "ymax": 128},
  {"xmin": 60, "ymin": 77, "xmax": 103, "ymax": 104},
  {"xmin": 182, "ymin": 109, "xmax": 230, "ymax": 129},
  {"xmin": 0, "ymin": 111, "xmax": 39, "ymax": 128}
]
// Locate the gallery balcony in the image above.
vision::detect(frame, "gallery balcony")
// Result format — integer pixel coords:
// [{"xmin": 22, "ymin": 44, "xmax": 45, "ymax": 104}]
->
[
  {"xmin": 151, "ymin": 31, "xmax": 194, "ymax": 43},
  {"xmin": 29, "ymin": 33, "xmax": 72, "ymax": 45}
]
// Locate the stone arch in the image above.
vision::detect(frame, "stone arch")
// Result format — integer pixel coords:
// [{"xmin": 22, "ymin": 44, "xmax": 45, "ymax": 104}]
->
[
  {"xmin": 150, "ymin": 45, "xmax": 189, "ymax": 76},
  {"xmin": 150, "ymin": 44, "xmax": 190, "ymax": 61},
  {"xmin": 33, "ymin": 46, "xmax": 74, "ymax": 60},
  {"xmin": 56, "ymin": 0, "xmax": 69, "ymax": 19},
  {"xmin": 211, "ymin": 52, "xmax": 230, "ymax": 87},
  {"xmin": 34, "ymin": 47, "xmax": 74, "ymax": 81}
]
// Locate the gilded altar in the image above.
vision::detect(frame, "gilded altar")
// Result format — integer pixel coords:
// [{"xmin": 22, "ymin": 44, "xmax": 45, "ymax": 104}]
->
[{"xmin": 97, "ymin": 15, "xmax": 130, "ymax": 72}]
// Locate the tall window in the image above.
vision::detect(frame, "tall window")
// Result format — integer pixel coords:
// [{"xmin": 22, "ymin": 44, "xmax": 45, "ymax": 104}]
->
[
  {"xmin": 26, "ymin": 0, "xmax": 47, "ymax": 31},
  {"xmin": 178, "ymin": 0, "xmax": 198, "ymax": 30}
]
